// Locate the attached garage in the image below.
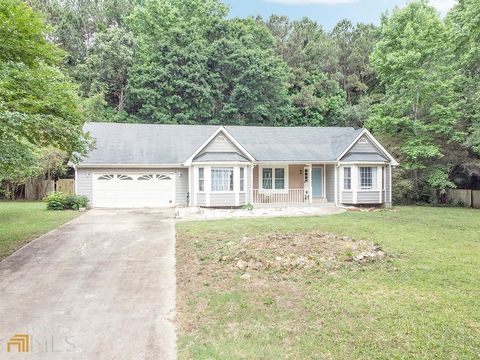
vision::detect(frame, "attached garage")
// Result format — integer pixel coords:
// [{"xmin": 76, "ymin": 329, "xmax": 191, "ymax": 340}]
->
[{"xmin": 92, "ymin": 172, "xmax": 176, "ymax": 208}]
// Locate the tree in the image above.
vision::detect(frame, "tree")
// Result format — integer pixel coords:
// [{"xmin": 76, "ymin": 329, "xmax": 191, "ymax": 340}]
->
[
  {"xmin": 367, "ymin": 1, "xmax": 462, "ymax": 201},
  {"xmin": 79, "ymin": 26, "xmax": 135, "ymax": 112},
  {"xmin": 0, "ymin": 0, "xmax": 89, "ymax": 192},
  {"xmin": 127, "ymin": 0, "xmax": 292, "ymax": 125}
]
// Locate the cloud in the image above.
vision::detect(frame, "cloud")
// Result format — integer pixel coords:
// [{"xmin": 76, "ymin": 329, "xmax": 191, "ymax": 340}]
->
[
  {"xmin": 428, "ymin": 0, "xmax": 457, "ymax": 15},
  {"xmin": 266, "ymin": 0, "xmax": 357, "ymax": 4}
]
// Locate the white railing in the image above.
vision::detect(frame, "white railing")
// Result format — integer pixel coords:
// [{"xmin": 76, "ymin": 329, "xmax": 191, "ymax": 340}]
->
[{"xmin": 253, "ymin": 189, "xmax": 308, "ymax": 204}]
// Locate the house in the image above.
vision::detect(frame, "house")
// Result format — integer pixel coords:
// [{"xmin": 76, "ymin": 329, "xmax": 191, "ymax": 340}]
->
[{"xmin": 74, "ymin": 123, "xmax": 398, "ymax": 208}]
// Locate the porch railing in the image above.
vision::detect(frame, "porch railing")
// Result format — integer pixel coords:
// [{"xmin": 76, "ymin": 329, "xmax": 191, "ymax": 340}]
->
[{"xmin": 253, "ymin": 189, "xmax": 308, "ymax": 204}]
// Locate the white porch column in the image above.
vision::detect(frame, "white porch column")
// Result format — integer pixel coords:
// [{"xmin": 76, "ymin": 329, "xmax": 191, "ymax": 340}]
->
[
  {"xmin": 234, "ymin": 166, "xmax": 240, "ymax": 206},
  {"xmin": 352, "ymin": 165, "xmax": 358, "ymax": 204},
  {"xmin": 205, "ymin": 166, "xmax": 211, "ymax": 207},
  {"xmin": 309, "ymin": 164, "xmax": 313, "ymax": 204}
]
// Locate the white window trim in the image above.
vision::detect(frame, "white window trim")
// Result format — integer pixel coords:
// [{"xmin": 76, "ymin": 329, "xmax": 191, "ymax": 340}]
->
[
  {"xmin": 211, "ymin": 167, "xmax": 235, "ymax": 193},
  {"xmin": 197, "ymin": 167, "xmax": 205, "ymax": 193},
  {"xmin": 239, "ymin": 167, "xmax": 246, "ymax": 193},
  {"xmin": 357, "ymin": 166, "xmax": 381, "ymax": 191},
  {"xmin": 258, "ymin": 165, "xmax": 289, "ymax": 194},
  {"xmin": 342, "ymin": 166, "xmax": 353, "ymax": 191}
]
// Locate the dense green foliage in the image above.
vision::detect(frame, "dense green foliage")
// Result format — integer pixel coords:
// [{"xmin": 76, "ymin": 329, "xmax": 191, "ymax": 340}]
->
[
  {"xmin": 0, "ymin": 0, "xmax": 89, "ymax": 196},
  {"xmin": 2, "ymin": 0, "xmax": 479, "ymax": 201},
  {"xmin": 44, "ymin": 191, "xmax": 89, "ymax": 210}
]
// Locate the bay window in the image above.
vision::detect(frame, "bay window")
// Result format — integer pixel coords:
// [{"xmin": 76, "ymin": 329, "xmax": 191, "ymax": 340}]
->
[
  {"xmin": 359, "ymin": 167, "xmax": 377, "ymax": 190},
  {"xmin": 198, "ymin": 167, "xmax": 204, "ymax": 192},
  {"xmin": 343, "ymin": 167, "xmax": 351, "ymax": 190},
  {"xmin": 211, "ymin": 167, "xmax": 234, "ymax": 192},
  {"xmin": 240, "ymin": 168, "xmax": 245, "ymax": 191}
]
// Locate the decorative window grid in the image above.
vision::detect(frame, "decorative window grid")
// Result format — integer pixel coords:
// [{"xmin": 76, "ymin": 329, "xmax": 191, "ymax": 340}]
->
[
  {"xmin": 262, "ymin": 167, "xmax": 285, "ymax": 190},
  {"xmin": 359, "ymin": 167, "xmax": 377, "ymax": 190},
  {"xmin": 97, "ymin": 174, "xmax": 114, "ymax": 180},
  {"xmin": 138, "ymin": 175, "xmax": 153, "ymax": 180},
  {"xmin": 117, "ymin": 175, "xmax": 133, "ymax": 180},
  {"xmin": 156, "ymin": 175, "xmax": 171, "ymax": 180}
]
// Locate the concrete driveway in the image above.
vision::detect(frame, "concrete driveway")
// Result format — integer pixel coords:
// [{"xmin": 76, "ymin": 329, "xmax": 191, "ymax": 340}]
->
[{"xmin": 0, "ymin": 209, "xmax": 176, "ymax": 359}]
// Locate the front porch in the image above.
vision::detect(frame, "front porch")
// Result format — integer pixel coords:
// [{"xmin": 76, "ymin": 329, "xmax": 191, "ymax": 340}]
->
[{"xmin": 252, "ymin": 164, "xmax": 334, "ymax": 205}]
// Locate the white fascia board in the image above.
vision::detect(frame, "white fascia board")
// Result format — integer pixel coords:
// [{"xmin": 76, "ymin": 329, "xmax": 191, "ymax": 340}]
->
[
  {"xmin": 254, "ymin": 160, "xmax": 338, "ymax": 165},
  {"xmin": 192, "ymin": 161, "xmax": 250, "ymax": 166},
  {"xmin": 184, "ymin": 126, "xmax": 256, "ymax": 166},
  {"xmin": 76, "ymin": 164, "xmax": 185, "ymax": 168},
  {"xmin": 336, "ymin": 129, "xmax": 399, "ymax": 166},
  {"xmin": 338, "ymin": 161, "xmax": 388, "ymax": 165}
]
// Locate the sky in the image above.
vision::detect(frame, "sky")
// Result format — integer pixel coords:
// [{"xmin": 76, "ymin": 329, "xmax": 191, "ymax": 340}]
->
[{"xmin": 222, "ymin": 0, "xmax": 457, "ymax": 30}]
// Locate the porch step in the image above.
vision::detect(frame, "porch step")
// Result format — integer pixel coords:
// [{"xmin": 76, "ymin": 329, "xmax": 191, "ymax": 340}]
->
[{"xmin": 312, "ymin": 198, "xmax": 328, "ymax": 204}]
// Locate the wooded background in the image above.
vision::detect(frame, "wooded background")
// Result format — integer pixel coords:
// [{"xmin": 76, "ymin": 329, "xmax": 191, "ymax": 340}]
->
[{"xmin": 1, "ymin": 0, "xmax": 479, "ymax": 203}]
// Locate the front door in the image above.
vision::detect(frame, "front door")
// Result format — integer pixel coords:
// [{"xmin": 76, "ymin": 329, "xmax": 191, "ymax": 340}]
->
[{"xmin": 312, "ymin": 167, "xmax": 323, "ymax": 198}]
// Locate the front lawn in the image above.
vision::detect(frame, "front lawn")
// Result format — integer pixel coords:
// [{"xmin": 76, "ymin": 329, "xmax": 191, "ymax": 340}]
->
[
  {"xmin": 0, "ymin": 201, "xmax": 79, "ymax": 260},
  {"xmin": 176, "ymin": 206, "xmax": 480, "ymax": 359}
]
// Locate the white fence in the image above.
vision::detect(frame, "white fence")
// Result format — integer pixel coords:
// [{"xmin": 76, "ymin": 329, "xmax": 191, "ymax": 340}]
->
[{"xmin": 253, "ymin": 189, "xmax": 307, "ymax": 204}]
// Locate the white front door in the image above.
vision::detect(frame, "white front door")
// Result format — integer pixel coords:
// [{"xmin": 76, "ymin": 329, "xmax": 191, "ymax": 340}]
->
[{"xmin": 93, "ymin": 173, "xmax": 175, "ymax": 208}]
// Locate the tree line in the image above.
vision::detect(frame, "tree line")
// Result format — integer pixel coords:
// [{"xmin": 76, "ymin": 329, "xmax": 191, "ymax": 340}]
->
[{"xmin": 0, "ymin": 0, "xmax": 479, "ymax": 202}]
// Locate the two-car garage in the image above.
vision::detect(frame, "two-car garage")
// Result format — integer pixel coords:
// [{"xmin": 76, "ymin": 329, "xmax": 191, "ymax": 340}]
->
[{"xmin": 92, "ymin": 172, "xmax": 176, "ymax": 208}]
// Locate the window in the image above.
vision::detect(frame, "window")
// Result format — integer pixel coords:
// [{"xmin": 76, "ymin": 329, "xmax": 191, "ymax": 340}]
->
[
  {"xmin": 97, "ymin": 174, "xmax": 114, "ymax": 180},
  {"xmin": 138, "ymin": 174, "xmax": 153, "ymax": 180},
  {"xmin": 211, "ymin": 168, "xmax": 233, "ymax": 191},
  {"xmin": 359, "ymin": 167, "xmax": 377, "ymax": 190},
  {"xmin": 262, "ymin": 168, "xmax": 273, "ymax": 189},
  {"xmin": 343, "ymin": 167, "xmax": 351, "ymax": 190},
  {"xmin": 198, "ymin": 168, "xmax": 204, "ymax": 192},
  {"xmin": 275, "ymin": 168, "xmax": 285, "ymax": 189},
  {"xmin": 117, "ymin": 175, "xmax": 133, "ymax": 180},
  {"xmin": 240, "ymin": 168, "xmax": 245, "ymax": 192},
  {"xmin": 261, "ymin": 167, "xmax": 286, "ymax": 190},
  {"xmin": 156, "ymin": 175, "xmax": 172, "ymax": 180}
]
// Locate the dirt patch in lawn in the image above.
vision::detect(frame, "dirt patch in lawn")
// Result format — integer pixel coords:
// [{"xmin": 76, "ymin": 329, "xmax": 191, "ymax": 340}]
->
[{"xmin": 221, "ymin": 231, "xmax": 386, "ymax": 276}]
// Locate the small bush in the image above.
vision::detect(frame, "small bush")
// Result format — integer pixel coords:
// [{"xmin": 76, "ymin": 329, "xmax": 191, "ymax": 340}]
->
[
  {"xmin": 44, "ymin": 192, "xmax": 89, "ymax": 210},
  {"xmin": 242, "ymin": 203, "xmax": 254, "ymax": 211},
  {"xmin": 44, "ymin": 192, "xmax": 67, "ymax": 210}
]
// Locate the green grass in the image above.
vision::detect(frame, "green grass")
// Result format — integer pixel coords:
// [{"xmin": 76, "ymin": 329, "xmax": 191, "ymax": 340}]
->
[
  {"xmin": 176, "ymin": 206, "xmax": 480, "ymax": 359},
  {"xmin": 0, "ymin": 201, "xmax": 79, "ymax": 260}
]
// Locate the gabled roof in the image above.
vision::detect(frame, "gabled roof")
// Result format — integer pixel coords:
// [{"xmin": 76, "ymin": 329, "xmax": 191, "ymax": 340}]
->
[{"xmin": 78, "ymin": 122, "xmax": 394, "ymax": 166}]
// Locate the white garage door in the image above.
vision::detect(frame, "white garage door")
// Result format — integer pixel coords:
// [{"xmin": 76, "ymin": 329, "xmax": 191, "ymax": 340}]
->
[{"xmin": 93, "ymin": 173, "xmax": 175, "ymax": 208}]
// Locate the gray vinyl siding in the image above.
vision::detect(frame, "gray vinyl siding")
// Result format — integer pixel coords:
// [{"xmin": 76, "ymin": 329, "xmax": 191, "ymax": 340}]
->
[
  {"xmin": 76, "ymin": 169, "xmax": 93, "ymax": 201},
  {"xmin": 200, "ymin": 133, "xmax": 240, "ymax": 153},
  {"xmin": 357, "ymin": 191, "xmax": 381, "ymax": 203},
  {"xmin": 197, "ymin": 193, "xmax": 206, "ymax": 206},
  {"xmin": 239, "ymin": 193, "xmax": 246, "ymax": 205},
  {"xmin": 210, "ymin": 193, "xmax": 236, "ymax": 207},
  {"xmin": 341, "ymin": 191, "xmax": 353, "ymax": 203},
  {"xmin": 325, "ymin": 164, "xmax": 335, "ymax": 202},
  {"xmin": 349, "ymin": 136, "xmax": 383, "ymax": 154},
  {"xmin": 76, "ymin": 167, "xmax": 187, "ymax": 206},
  {"xmin": 176, "ymin": 168, "xmax": 189, "ymax": 205}
]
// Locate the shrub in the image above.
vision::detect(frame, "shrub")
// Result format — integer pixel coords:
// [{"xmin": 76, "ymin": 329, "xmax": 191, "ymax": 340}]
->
[
  {"xmin": 44, "ymin": 191, "xmax": 67, "ymax": 210},
  {"xmin": 242, "ymin": 203, "xmax": 254, "ymax": 211},
  {"xmin": 44, "ymin": 192, "xmax": 89, "ymax": 210}
]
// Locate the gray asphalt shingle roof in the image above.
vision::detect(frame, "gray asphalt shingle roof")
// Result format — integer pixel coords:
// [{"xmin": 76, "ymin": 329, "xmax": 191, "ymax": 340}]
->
[{"xmin": 79, "ymin": 123, "xmax": 364, "ymax": 165}]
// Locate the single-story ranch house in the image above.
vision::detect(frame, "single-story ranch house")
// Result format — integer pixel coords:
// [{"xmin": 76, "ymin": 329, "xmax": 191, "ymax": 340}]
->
[{"xmin": 74, "ymin": 123, "xmax": 398, "ymax": 208}]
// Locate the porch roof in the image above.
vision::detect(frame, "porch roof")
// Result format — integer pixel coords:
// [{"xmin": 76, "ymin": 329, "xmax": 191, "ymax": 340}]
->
[
  {"xmin": 193, "ymin": 152, "xmax": 249, "ymax": 162},
  {"xmin": 341, "ymin": 153, "xmax": 388, "ymax": 163}
]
